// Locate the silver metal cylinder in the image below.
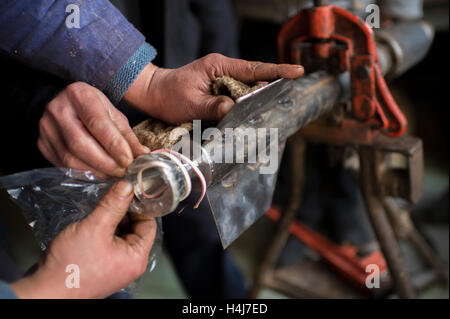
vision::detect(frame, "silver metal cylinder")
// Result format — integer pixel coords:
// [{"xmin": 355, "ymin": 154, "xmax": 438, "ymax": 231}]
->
[{"xmin": 376, "ymin": 21, "xmax": 434, "ymax": 78}]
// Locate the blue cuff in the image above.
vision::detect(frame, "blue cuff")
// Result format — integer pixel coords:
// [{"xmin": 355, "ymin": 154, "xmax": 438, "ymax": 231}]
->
[
  {"xmin": 0, "ymin": 281, "xmax": 18, "ymax": 299},
  {"xmin": 104, "ymin": 42, "xmax": 157, "ymax": 105}
]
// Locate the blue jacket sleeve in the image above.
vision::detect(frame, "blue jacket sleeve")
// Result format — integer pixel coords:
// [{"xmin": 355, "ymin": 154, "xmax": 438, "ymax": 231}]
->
[
  {"xmin": 0, "ymin": 0, "xmax": 157, "ymax": 104},
  {"xmin": 0, "ymin": 281, "xmax": 17, "ymax": 299}
]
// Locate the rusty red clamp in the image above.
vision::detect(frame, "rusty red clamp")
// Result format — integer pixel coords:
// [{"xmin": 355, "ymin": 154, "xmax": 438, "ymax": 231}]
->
[
  {"xmin": 266, "ymin": 206, "xmax": 388, "ymax": 293},
  {"xmin": 278, "ymin": 5, "xmax": 407, "ymax": 137}
]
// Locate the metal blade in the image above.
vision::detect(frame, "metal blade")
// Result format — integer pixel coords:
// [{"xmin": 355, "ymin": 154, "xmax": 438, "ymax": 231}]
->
[{"xmin": 206, "ymin": 142, "xmax": 285, "ymax": 249}]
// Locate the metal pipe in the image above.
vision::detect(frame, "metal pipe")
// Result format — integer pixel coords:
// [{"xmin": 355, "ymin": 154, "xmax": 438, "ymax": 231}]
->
[
  {"xmin": 201, "ymin": 71, "xmax": 341, "ymax": 184},
  {"xmin": 376, "ymin": 21, "xmax": 434, "ymax": 78},
  {"xmin": 196, "ymin": 20, "xmax": 434, "ymax": 184},
  {"xmin": 131, "ymin": 72, "xmax": 342, "ymax": 217}
]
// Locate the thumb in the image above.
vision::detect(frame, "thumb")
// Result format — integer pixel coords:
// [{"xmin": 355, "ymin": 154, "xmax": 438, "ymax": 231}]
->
[
  {"xmin": 201, "ymin": 95, "xmax": 235, "ymax": 121},
  {"xmin": 87, "ymin": 180, "xmax": 134, "ymax": 235}
]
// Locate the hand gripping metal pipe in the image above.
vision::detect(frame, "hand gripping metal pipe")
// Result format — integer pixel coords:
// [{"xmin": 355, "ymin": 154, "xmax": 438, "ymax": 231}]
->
[
  {"xmin": 125, "ymin": 13, "xmax": 434, "ymax": 249},
  {"xmin": 126, "ymin": 71, "xmax": 342, "ymax": 248}
]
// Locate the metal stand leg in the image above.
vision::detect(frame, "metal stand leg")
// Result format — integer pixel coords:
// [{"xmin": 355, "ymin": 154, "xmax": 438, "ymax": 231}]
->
[
  {"xmin": 383, "ymin": 198, "xmax": 448, "ymax": 282},
  {"xmin": 360, "ymin": 148, "xmax": 417, "ymax": 298},
  {"xmin": 249, "ymin": 138, "xmax": 306, "ymax": 298}
]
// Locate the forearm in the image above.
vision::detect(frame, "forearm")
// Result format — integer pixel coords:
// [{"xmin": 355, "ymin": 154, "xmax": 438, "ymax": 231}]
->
[{"xmin": 0, "ymin": 0, "xmax": 157, "ymax": 104}]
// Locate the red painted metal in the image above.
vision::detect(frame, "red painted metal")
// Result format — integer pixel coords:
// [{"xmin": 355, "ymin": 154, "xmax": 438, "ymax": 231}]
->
[
  {"xmin": 277, "ymin": 5, "xmax": 407, "ymax": 137},
  {"xmin": 266, "ymin": 206, "xmax": 388, "ymax": 293}
]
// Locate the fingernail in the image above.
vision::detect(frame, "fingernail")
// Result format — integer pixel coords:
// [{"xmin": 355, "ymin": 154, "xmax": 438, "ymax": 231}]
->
[
  {"xmin": 142, "ymin": 145, "xmax": 151, "ymax": 153},
  {"xmin": 219, "ymin": 102, "xmax": 234, "ymax": 117},
  {"xmin": 119, "ymin": 155, "xmax": 133, "ymax": 168},
  {"xmin": 114, "ymin": 180, "xmax": 133, "ymax": 197}
]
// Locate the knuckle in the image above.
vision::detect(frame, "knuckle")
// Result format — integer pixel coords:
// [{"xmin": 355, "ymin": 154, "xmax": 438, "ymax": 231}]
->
[
  {"xmin": 67, "ymin": 139, "xmax": 84, "ymax": 155},
  {"xmin": 249, "ymin": 61, "xmax": 263, "ymax": 77},
  {"xmin": 46, "ymin": 100, "xmax": 60, "ymax": 118},
  {"xmin": 100, "ymin": 189, "xmax": 124, "ymax": 210},
  {"xmin": 124, "ymin": 129, "xmax": 136, "ymax": 140},
  {"xmin": 65, "ymin": 82, "xmax": 84, "ymax": 97},
  {"xmin": 86, "ymin": 116, "xmax": 106, "ymax": 133},
  {"xmin": 106, "ymin": 134, "xmax": 124, "ymax": 154},
  {"xmin": 116, "ymin": 111, "xmax": 129, "ymax": 124},
  {"xmin": 124, "ymin": 130, "xmax": 140, "ymax": 146},
  {"xmin": 95, "ymin": 196, "xmax": 122, "ymax": 218},
  {"xmin": 65, "ymin": 82, "xmax": 96, "ymax": 103},
  {"xmin": 62, "ymin": 152, "xmax": 76, "ymax": 168},
  {"xmin": 204, "ymin": 53, "xmax": 223, "ymax": 65}
]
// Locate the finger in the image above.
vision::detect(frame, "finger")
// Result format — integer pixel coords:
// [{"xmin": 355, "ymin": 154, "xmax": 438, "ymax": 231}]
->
[
  {"xmin": 40, "ymin": 117, "xmax": 103, "ymax": 175},
  {"xmin": 111, "ymin": 109, "xmax": 150, "ymax": 157},
  {"xmin": 125, "ymin": 218, "xmax": 156, "ymax": 256},
  {"xmin": 87, "ymin": 180, "xmax": 134, "ymax": 236},
  {"xmin": 53, "ymin": 141, "xmax": 109, "ymax": 179},
  {"xmin": 219, "ymin": 56, "xmax": 304, "ymax": 83},
  {"xmin": 41, "ymin": 115, "xmax": 110, "ymax": 178},
  {"xmin": 199, "ymin": 95, "xmax": 235, "ymax": 121},
  {"xmin": 123, "ymin": 129, "xmax": 150, "ymax": 158},
  {"xmin": 49, "ymin": 109, "xmax": 126, "ymax": 177},
  {"xmin": 77, "ymin": 92, "xmax": 134, "ymax": 168},
  {"xmin": 37, "ymin": 135, "xmax": 63, "ymax": 167},
  {"xmin": 128, "ymin": 211, "xmax": 153, "ymax": 222}
]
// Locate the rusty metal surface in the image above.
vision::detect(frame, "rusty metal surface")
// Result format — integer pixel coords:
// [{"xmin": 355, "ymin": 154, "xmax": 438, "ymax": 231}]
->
[
  {"xmin": 371, "ymin": 135, "xmax": 424, "ymax": 205},
  {"xmin": 360, "ymin": 147, "xmax": 417, "ymax": 298},
  {"xmin": 204, "ymin": 71, "xmax": 341, "ymax": 184},
  {"xmin": 203, "ymin": 72, "xmax": 341, "ymax": 248},
  {"xmin": 250, "ymin": 0, "xmax": 433, "ymax": 300},
  {"xmin": 278, "ymin": 4, "xmax": 408, "ymax": 136},
  {"xmin": 383, "ymin": 198, "xmax": 448, "ymax": 282},
  {"xmin": 206, "ymin": 142, "xmax": 285, "ymax": 249}
]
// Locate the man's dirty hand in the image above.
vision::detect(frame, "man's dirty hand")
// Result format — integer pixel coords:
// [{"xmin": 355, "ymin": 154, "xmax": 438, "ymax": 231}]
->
[
  {"xmin": 124, "ymin": 53, "xmax": 304, "ymax": 123},
  {"xmin": 38, "ymin": 82, "xmax": 149, "ymax": 178},
  {"xmin": 10, "ymin": 181, "xmax": 156, "ymax": 299}
]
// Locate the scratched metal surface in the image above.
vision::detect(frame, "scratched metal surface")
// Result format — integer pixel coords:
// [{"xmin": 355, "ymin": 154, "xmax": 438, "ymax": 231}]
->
[{"xmin": 206, "ymin": 142, "xmax": 285, "ymax": 249}]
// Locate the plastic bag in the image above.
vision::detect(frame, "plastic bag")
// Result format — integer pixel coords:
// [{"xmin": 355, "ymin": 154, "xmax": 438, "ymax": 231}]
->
[{"xmin": 0, "ymin": 167, "xmax": 163, "ymax": 290}]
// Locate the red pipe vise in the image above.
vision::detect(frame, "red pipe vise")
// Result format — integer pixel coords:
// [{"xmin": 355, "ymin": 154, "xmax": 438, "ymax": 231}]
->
[{"xmin": 278, "ymin": 5, "xmax": 407, "ymax": 137}]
